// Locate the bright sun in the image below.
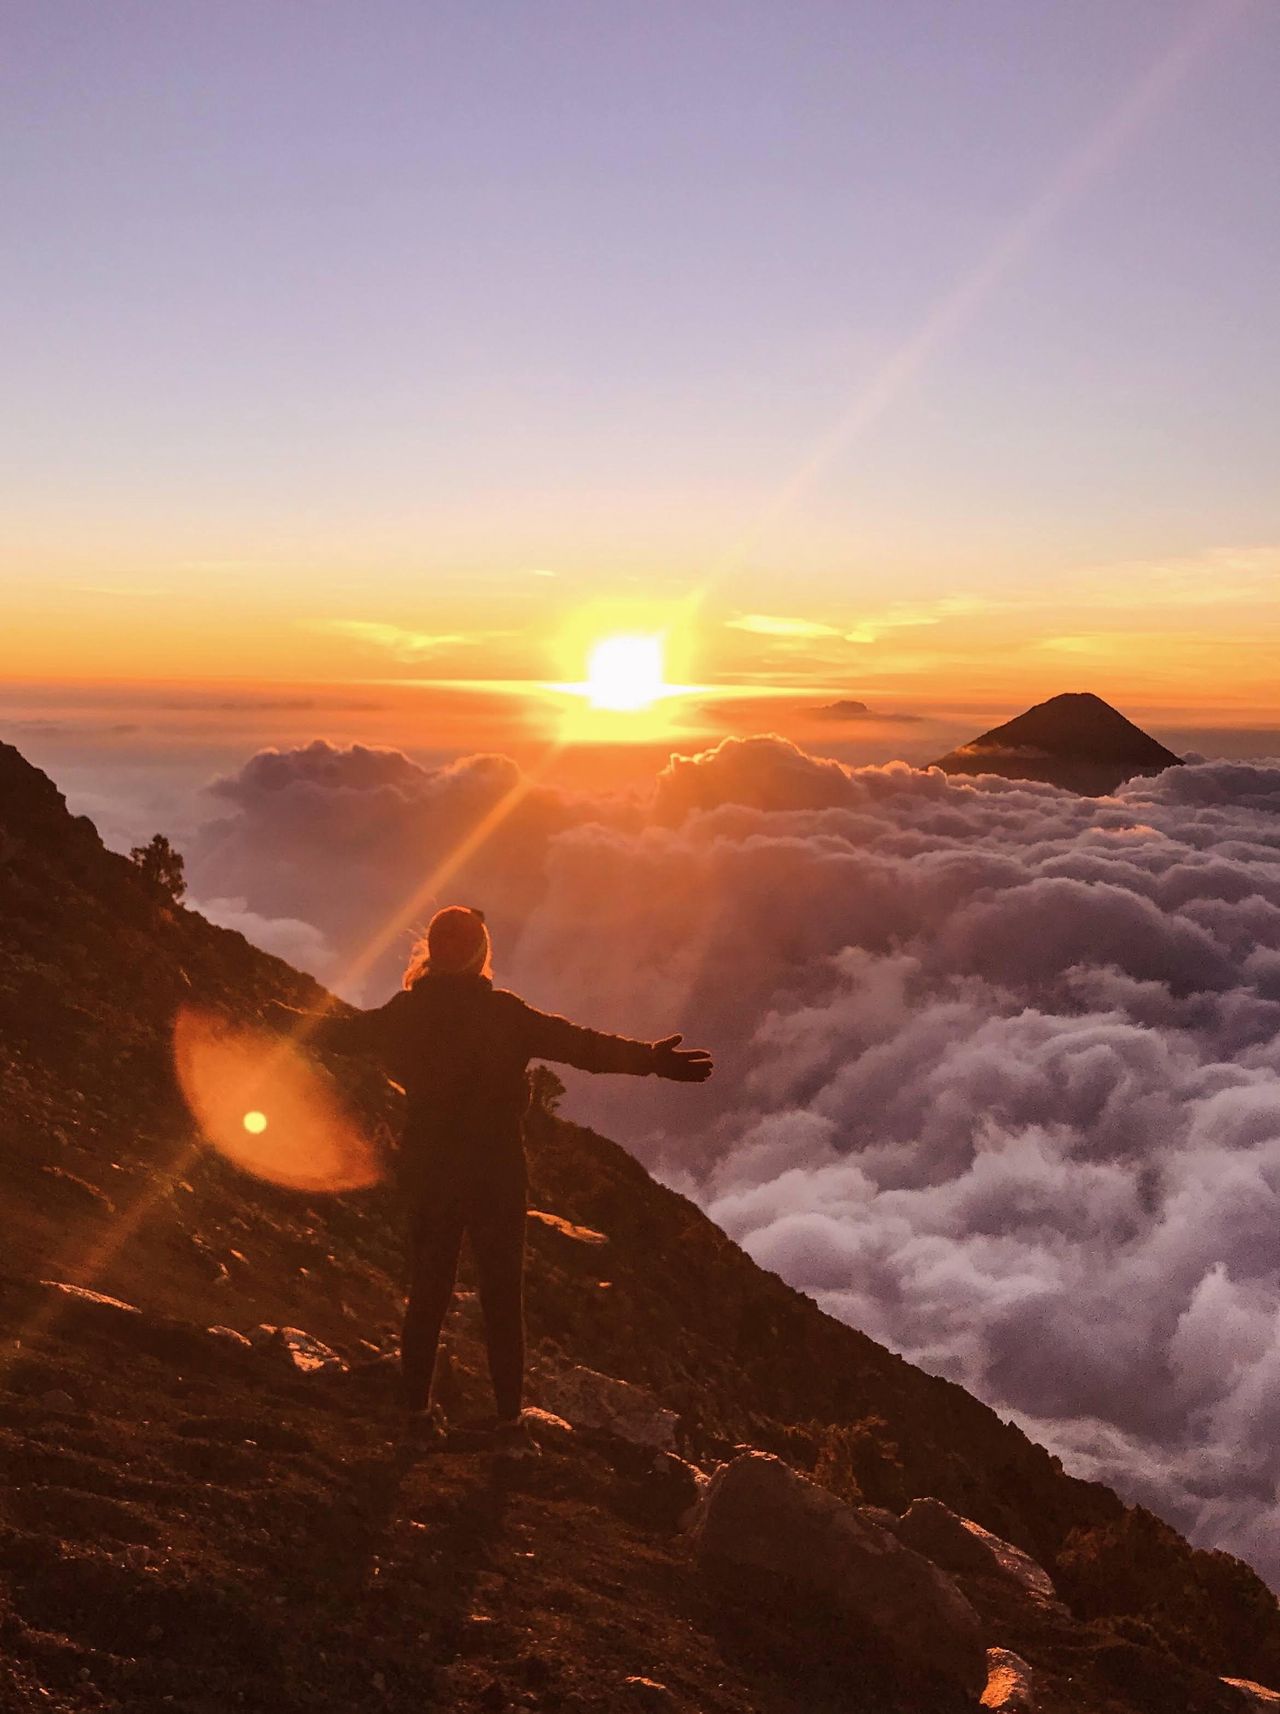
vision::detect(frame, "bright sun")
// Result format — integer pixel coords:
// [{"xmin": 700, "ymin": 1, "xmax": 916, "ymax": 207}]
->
[{"xmin": 584, "ymin": 633, "xmax": 667, "ymax": 711}]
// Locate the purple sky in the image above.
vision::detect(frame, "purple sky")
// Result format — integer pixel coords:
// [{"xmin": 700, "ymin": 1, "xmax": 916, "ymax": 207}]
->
[{"xmin": 4, "ymin": 0, "xmax": 1278, "ymax": 616}]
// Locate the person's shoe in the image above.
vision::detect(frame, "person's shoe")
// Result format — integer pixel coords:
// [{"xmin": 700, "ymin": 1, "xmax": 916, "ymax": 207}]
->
[
  {"xmin": 491, "ymin": 1412, "xmax": 541, "ymax": 1458},
  {"xmin": 403, "ymin": 1403, "xmax": 448, "ymax": 1450}
]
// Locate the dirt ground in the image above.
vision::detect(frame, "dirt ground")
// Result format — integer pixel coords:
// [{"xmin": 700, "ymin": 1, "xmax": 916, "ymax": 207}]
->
[{"xmin": 0, "ymin": 1275, "xmax": 975, "ymax": 1714}]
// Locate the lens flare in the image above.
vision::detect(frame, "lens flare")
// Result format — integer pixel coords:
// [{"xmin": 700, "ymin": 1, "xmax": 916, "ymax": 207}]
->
[{"xmin": 173, "ymin": 1007, "xmax": 382, "ymax": 1192}]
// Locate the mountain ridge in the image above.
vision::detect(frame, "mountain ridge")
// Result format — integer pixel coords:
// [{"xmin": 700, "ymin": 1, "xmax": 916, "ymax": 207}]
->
[
  {"xmin": 933, "ymin": 692, "xmax": 1184, "ymax": 796},
  {"xmin": 0, "ymin": 737, "xmax": 1275, "ymax": 1714}
]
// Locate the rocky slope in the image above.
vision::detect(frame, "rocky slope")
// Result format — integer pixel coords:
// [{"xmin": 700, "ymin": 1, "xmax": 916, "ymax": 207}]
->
[
  {"xmin": 933, "ymin": 693, "xmax": 1183, "ymax": 795},
  {"xmin": 1, "ymin": 738, "xmax": 1276, "ymax": 1714}
]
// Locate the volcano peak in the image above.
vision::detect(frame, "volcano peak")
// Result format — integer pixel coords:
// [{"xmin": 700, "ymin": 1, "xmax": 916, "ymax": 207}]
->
[{"xmin": 933, "ymin": 691, "xmax": 1183, "ymax": 795}]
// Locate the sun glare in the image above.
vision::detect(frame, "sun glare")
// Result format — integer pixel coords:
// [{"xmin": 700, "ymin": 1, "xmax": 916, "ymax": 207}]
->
[
  {"xmin": 544, "ymin": 612, "xmax": 704, "ymax": 742},
  {"xmin": 584, "ymin": 633, "xmax": 666, "ymax": 711},
  {"xmin": 173, "ymin": 1008, "xmax": 382, "ymax": 1193}
]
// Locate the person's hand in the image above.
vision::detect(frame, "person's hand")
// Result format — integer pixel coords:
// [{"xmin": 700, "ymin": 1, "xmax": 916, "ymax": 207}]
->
[{"xmin": 652, "ymin": 1034, "xmax": 713, "ymax": 1083}]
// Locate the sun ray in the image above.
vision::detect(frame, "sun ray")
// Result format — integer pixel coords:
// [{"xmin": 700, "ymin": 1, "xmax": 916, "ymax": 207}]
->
[{"xmin": 693, "ymin": 0, "xmax": 1256, "ymax": 615}]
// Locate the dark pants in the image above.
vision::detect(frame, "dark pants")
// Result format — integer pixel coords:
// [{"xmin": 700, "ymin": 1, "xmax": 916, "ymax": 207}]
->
[{"xmin": 400, "ymin": 1147, "xmax": 527, "ymax": 1419}]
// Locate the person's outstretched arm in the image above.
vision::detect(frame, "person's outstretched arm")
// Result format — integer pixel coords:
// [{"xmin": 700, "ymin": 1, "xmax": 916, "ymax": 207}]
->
[
  {"xmin": 261, "ymin": 992, "xmax": 410, "ymax": 1064},
  {"xmin": 513, "ymin": 998, "xmax": 712, "ymax": 1082}
]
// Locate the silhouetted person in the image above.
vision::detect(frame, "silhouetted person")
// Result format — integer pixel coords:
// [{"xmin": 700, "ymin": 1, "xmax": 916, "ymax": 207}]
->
[{"xmin": 276, "ymin": 905, "xmax": 712, "ymax": 1445}]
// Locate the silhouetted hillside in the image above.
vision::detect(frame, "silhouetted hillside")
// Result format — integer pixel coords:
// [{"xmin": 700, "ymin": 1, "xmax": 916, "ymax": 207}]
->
[
  {"xmin": 0, "ymin": 739, "xmax": 1274, "ymax": 1714},
  {"xmin": 933, "ymin": 693, "xmax": 1183, "ymax": 795}
]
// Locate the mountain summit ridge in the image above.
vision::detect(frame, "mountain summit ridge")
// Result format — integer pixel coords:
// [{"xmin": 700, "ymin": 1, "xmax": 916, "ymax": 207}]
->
[
  {"xmin": 933, "ymin": 692, "xmax": 1183, "ymax": 796},
  {"xmin": 0, "ymin": 737, "xmax": 1275, "ymax": 1713}
]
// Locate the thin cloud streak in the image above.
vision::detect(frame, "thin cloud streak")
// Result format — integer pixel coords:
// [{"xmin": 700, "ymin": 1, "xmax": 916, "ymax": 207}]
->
[
  {"xmin": 726, "ymin": 614, "xmax": 844, "ymax": 640},
  {"xmin": 308, "ymin": 620, "xmax": 478, "ymax": 661}
]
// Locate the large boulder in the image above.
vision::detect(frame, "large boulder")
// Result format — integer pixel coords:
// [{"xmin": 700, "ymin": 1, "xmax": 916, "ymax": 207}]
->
[
  {"xmin": 689, "ymin": 1451, "xmax": 987, "ymax": 1697},
  {"xmin": 895, "ymin": 1497, "xmax": 1058, "ymax": 1606},
  {"xmin": 539, "ymin": 1364, "xmax": 679, "ymax": 1451}
]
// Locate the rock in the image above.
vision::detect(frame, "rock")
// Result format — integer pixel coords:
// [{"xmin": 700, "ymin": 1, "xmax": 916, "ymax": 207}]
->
[
  {"xmin": 895, "ymin": 1497, "xmax": 1058, "ymax": 1605},
  {"xmin": 539, "ymin": 1364, "xmax": 678, "ymax": 1451},
  {"xmin": 623, "ymin": 1676, "xmax": 673, "ymax": 1705},
  {"xmin": 612, "ymin": 1450, "xmax": 709, "ymax": 1531},
  {"xmin": 38, "ymin": 1164, "xmax": 115, "ymax": 1215},
  {"xmin": 251, "ymin": 1324, "xmax": 348, "ymax": 1374},
  {"xmin": 41, "ymin": 1279, "xmax": 140, "ymax": 1314},
  {"xmin": 38, "ymin": 1387, "xmax": 78, "ymax": 1412},
  {"xmin": 1224, "ymin": 1680, "xmax": 1280, "ymax": 1709},
  {"xmin": 188, "ymin": 1234, "xmax": 231, "ymax": 1283},
  {"xmin": 527, "ymin": 1208, "xmax": 609, "ymax": 1245},
  {"xmin": 656, "ymin": 1449, "xmax": 705, "ymax": 1494},
  {"xmin": 858, "ymin": 1504, "xmax": 903, "ymax": 1532},
  {"xmin": 205, "ymin": 1325, "xmax": 254, "ymax": 1350},
  {"xmin": 522, "ymin": 1406, "xmax": 576, "ymax": 1449},
  {"xmin": 981, "ymin": 1648, "xmax": 1035, "ymax": 1710},
  {"xmin": 39, "ymin": 1281, "xmax": 257, "ymax": 1371},
  {"xmin": 650, "ymin": 1451, "xmax": 707, "ymax": 1526},
  {"xmin": 690, "ymin": 1451, "xmax": 986, "ymax": 1698}
]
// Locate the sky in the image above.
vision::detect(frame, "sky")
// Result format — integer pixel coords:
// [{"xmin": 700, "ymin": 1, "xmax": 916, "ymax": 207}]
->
[{"xmin": 3, "ymin": 0, "xmax": 1279, "ymax": 750}]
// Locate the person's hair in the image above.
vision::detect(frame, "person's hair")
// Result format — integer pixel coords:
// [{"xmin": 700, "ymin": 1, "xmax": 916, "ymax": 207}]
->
[{"xmin": 403, "ymin": 905, "xmax": 492, "ymax": 988}]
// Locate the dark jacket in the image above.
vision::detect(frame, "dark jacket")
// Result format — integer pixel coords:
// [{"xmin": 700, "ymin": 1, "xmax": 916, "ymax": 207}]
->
[{"xmin": 306, "ymin": 972, "xmax": 658, "ymax": 1150}]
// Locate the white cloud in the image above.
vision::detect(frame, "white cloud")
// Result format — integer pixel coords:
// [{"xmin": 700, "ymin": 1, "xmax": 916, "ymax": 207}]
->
[
  {"xmin": 191, "ymin": 896, "xmax": 335, "ymax": 980},
  {"xmin": 188, "ymin": 731, "xmax": 1280, "ymax": 1588},
  {"xmin": 727, "ymin": 595, "xmax": 998, "ymax": 648}
]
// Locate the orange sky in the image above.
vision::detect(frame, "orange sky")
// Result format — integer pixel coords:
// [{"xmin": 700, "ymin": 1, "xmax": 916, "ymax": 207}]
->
[{"xmin": 6, "ymin": 542, "xmax": 1280, "ymax": 750}]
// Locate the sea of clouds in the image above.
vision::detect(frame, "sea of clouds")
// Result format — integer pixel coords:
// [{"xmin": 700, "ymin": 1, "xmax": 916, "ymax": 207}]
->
[{"xmin": 187, "ymin": 734, "xmax": 1280, "ymax": 1586}]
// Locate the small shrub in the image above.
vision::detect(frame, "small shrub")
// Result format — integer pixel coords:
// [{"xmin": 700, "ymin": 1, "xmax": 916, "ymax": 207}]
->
[{"xmin": 129, "ymin": 834, "xmax": 186, "ymax": 904}]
